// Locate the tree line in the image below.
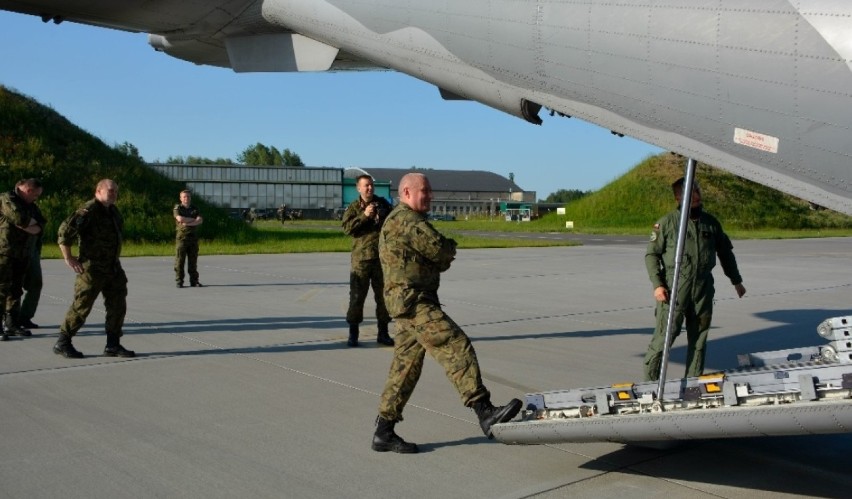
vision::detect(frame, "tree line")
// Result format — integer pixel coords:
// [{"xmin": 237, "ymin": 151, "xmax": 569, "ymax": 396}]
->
[{"xmin": 164, "ymin": 143, "xmax": 305, "ymax": 167}]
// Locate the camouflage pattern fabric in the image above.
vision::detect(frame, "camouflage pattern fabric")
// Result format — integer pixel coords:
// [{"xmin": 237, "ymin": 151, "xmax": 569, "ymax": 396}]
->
[
  {"xmin": 174, "ymin": 204, "xmax": 201, "ymax": 241},
  {"xmin": 0, "ymin": 189, "xmax": 41, "ymax": 326},
  {"xmin": 346, "ymin": 259, "xmax": 390, "ymax": 324},
  {"xmin": 342, "ymin": 196, "xmax": 392, "ymax": 261},
  {"xmin": 60, "ymin": 261, "xmax": 128, "ymax": 338},
  {"xmin": 174, "ymin": 203, "xmax": 201, "ymax": 284},
  {"xmin": 342, "ymin": 196, "xmax": 392, "ymax": 324},
  {"xmin": 376, "ymin": 203, "xmax": 488, "ymax": 421},
  {"xmin": 58, "ymin": 199, "xmax": 123, "ymax": 273},
  {"xmin": 379, "ymin": 204, "xmax": 456, "ymax": 318},
  {"xmin": 0, "ymin": 189, "xmax": 37, "ymax": 259},
  {"xmin": 378, "ymin": 302, "xmax": 489, "ymax": 420},
  {"xmin": 57, "ymin": 199, "xmax": 127, "ymax": 337},
  {"xmin": 643, "ymin": 208, "xmax": 742, "ymax": 381}
]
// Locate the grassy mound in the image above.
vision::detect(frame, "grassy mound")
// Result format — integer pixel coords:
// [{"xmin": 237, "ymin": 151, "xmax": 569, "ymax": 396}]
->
[
  {"xmin": 561, "ymin": 154, "xmax": 852, "ymax": 231},
  {"xmin": 0, "ymin": 85, "xmax": 248, "ymax": 243}
]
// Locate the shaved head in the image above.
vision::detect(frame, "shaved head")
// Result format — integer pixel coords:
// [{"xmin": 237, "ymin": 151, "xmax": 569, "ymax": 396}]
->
[{"xmin": 398, "ymin": 173, "xmax": 432, "ymax": 213}]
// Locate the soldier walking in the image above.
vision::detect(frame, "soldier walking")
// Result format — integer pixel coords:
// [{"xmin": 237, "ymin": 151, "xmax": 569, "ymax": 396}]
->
[
  {"xmin": 371, "ymin": 173, "xmax": 521, "ymax": 453},
  {"xmin": 54, "ymin": 179, "xmax": 135, "ymax": 358}
]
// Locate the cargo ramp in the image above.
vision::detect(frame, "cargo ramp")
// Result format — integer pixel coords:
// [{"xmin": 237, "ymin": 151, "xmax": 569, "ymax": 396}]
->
[{"xmin": 493, "ymin": 316, "xmax": 852, "ymax": 445}]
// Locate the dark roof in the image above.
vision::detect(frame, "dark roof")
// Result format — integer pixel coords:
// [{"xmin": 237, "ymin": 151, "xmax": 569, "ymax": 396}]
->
[{"xmin": 346, "ymin": 168, "xmax": 524, "ymax": 192}]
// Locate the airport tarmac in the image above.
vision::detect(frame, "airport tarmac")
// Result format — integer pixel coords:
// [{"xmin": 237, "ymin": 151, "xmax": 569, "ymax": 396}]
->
[{"xmin": 1, "ymin": 237, "xmax": 850, "ymax": 498}]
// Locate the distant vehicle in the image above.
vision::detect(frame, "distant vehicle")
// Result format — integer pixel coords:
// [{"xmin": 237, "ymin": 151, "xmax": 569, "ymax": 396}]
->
[
  {"xmin": 254, "ymin": 209, "xmax": 276, "ymax": 220},
  {"xmin": 428, "ymin": 213, "xmax": 455, "ymax": 222}
]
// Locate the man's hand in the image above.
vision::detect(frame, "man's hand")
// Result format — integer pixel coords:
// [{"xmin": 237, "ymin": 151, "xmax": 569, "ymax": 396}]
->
[
  {"xmin": 64, "ymin": 255, "xmax": 83, "ymax": 274},
  {"xmin": 653, "ymin": 286, "xmax": 669, "ymax": 303},
  {"xmin": 734, "ymin": 283, "xmax": 746, "ymax": 298},
  {"xmin": 59, "ymin": 244, "xmax": 82, "ymax": 273}
]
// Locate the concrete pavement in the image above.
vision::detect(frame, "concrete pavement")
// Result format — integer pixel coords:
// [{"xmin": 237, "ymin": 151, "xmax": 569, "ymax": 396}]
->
[{"xmin": 1, "ymin": 237, "xmax": 850, "ymax": 498}]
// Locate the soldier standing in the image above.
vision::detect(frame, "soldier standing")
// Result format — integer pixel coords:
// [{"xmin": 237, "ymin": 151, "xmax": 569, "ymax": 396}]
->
[
  {"xmin": 643, "ymin": 177, "xmax": 746, "ymax": 381},
  {"xmin": 18, "ymin": 227, "xmax": 44, "ymax": 330},
  {"xmin": 371, "ymin": 172, "xmax": 521, "ymax": 454},
  {"xmin": 0, "ymin": 178, "xmax": 43, "ymax": 341},
  {"xmin": 54, "ymin": 179, "xmax": 135, "ymax": 359},
  {"xmin": 174, "ymin": 190, "xmax": 204, "ymax": 288},
  {"xmin": 341, "ymin": 174, "xmax": 394, "ymax": 347}
]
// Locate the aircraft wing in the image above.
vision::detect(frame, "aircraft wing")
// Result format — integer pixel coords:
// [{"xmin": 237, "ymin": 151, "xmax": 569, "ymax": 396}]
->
[{"xmin": 2, "ymin": 0, "xmax": 851, "ymax": 214}]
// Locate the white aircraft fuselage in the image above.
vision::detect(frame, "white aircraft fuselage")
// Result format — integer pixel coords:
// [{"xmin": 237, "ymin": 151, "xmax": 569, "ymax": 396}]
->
[{"xmin": 2, "ymin": 0, "xmax": 851, "ymax": 213}]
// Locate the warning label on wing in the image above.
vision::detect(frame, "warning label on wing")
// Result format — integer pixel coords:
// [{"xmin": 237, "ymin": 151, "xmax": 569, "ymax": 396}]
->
[{"xmin": 733, "ymin": 127, "xmax": 779, "ymax": 153}]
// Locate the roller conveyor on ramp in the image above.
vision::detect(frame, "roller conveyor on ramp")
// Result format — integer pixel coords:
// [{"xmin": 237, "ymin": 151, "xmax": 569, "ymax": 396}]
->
[{"xmin": 493, "ymin": 316, "xmax": 852, "ymax": 445}]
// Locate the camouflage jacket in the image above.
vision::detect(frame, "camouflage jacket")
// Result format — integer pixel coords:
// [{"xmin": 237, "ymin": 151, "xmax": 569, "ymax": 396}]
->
[
  {"xmin": 0, "ymin": 189, "xmax": 41, "ymax": 258},
  {"xmin": 58, "ymin": 199, "xmax": 123, "ymax": 271},
  {"xmin": 174, "ymin": 203, "xmax": 201, "ymax": 240},
  {"xmin": 342, "ymin": 196, "xmax": 392, "ymax": 261},
  {"xmin": 379, "ymin": 203, "xmax": 457, "ymax": 318},
  {"xmin": 645, "ymin": 208, "xmax": 742, "ymax": 300}
]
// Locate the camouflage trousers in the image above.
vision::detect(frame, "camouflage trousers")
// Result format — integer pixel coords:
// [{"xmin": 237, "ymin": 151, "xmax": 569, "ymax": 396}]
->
[
  {"xmin": 0, "ymin": 254, "xmax": 29, "ymax": 327},
  {"xmin": 346, "ymin": 259, "xmax": 390, "ymax": 325},
  {"xmin": 643, "ymin": 299, "xmax": 713, "ymax": 381},
  {"xmin": 378, "ymin": 302, "xmax": 489, "ymax": 421},
  {"xmin": 60, "ymin": 263, "xmax": 128, "ymax": 338},
  {"xmin": 175, "ymin": 238, "xmax": 199, "ymax": 285}
]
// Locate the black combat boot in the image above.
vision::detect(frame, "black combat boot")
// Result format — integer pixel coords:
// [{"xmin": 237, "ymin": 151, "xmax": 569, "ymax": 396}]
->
[
  {"xmin": 371, "ymin": 416, "xmax": 419, "ymax": 454},
  {"xmin": 6, "ymin": 313, "xmax": 30, "ymax": 336},
  {"xmin": 472, "ymin": 397, "xmax": 523, "ymax": 439},
  {"xmin": 5, "ymin": 322, "xmax": 31, "ymax": 337},
  {"xmin": 104, "ymin": 334, "xmax": 136, "ymax": 358},
  {"xmin": 347, "ymin": 323, "xmax": 359, "ymax": 347},
  {"xmin": 1, "ymin": 324, "xmax": 7, "ymax": 342},
  {"xmin": 53, "ymin": 334, "xmax": 84, "ymax": 358},
  {"xmin": 376, "ymin": 322, "xmax": 394, "ymax": 346}
]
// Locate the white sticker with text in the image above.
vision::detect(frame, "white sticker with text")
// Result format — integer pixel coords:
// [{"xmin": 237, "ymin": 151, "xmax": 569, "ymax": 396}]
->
[{"xmin": 733, "ymin": 127, "xmax": 779, "ymax": 153}]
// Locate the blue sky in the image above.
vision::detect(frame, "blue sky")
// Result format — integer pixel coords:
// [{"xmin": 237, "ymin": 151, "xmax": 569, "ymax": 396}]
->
[{"xmin": 0, "ymin": 11, "xmax": 662, "ymax": 199}]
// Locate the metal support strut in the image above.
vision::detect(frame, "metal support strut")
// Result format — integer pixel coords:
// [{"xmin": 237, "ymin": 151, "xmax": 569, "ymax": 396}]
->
[{"xmin": 655, "ymin": 157, "xmax": 698, "ymax": 403}]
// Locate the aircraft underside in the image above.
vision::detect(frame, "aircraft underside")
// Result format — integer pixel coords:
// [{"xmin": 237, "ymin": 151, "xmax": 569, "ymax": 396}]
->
[{"xmin": 493, "ymin": 316, "xmax": 852, "ymax": 445}]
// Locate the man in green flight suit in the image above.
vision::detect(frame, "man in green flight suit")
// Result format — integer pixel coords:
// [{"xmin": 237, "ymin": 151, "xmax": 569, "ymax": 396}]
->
[
  {"xmin": 341, "ymin": 174, "xmax": 394, "ymax": 347},
  {"xmin": 643, "ymin": 177, "xmax": 746, "ymax": 381},
  {"xmin": 174, "ymin": 189, "xmax": 204, "ymax": 288},
  {"xmin": 54, "ymin": 179, "xmax": 135, "ymax": 359},
  {"xmin": 371, "ymin": 172, "xmax": 521, "ymax": 454}
]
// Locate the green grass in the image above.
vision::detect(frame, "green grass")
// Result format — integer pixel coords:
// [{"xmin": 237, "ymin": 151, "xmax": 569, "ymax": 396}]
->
[{"xmin": 41, "ymin": 221, "xmax": 579, "ymax": 258}]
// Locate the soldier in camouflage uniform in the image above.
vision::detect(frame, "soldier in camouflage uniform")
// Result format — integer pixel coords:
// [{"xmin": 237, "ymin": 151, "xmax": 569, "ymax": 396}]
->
[
  {"xmin": 0, "ymin": 179, "xmax": 44, "ymax": 341},
  {"xmin": 370, "ymin": 173, "xmax": 522, "ymax": 454},
  {"xmin": 644, "ymin": 177, "xmax": 746, "ymax": 381},
  {"xmin": 174, "ymin": 190, "xmax": 204, "ymax": 288},
  {"xmin": 54, "ymin": 179, "xmax": 135, "ymax": 359},
  {"xmin": 341, "ymin": 174, "xmax": 393, "ymax": 347}
]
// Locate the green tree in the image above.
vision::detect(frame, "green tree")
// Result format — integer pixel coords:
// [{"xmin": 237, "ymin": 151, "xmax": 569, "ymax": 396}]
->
[
  {"xmin": 237, "ymin": 143, "xmax": 272, "ymax": 165},
  {"xmin": 544, "ymin": 189, "xmax": 590, "ymax": 203},
  {"xmin": 114, "ymin": 141, "xmax": 141, "ymax": 160},
  {"xmin": 163, "ymin": 155, "xmax": 235, "ymax": 165},
  {"xmin": 237, "ymin": 143, "xmax": 304, "ymax": 166},
  {"xmin": 282, "ymin": 148, "xmax": 304, "ymax": 166}
]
